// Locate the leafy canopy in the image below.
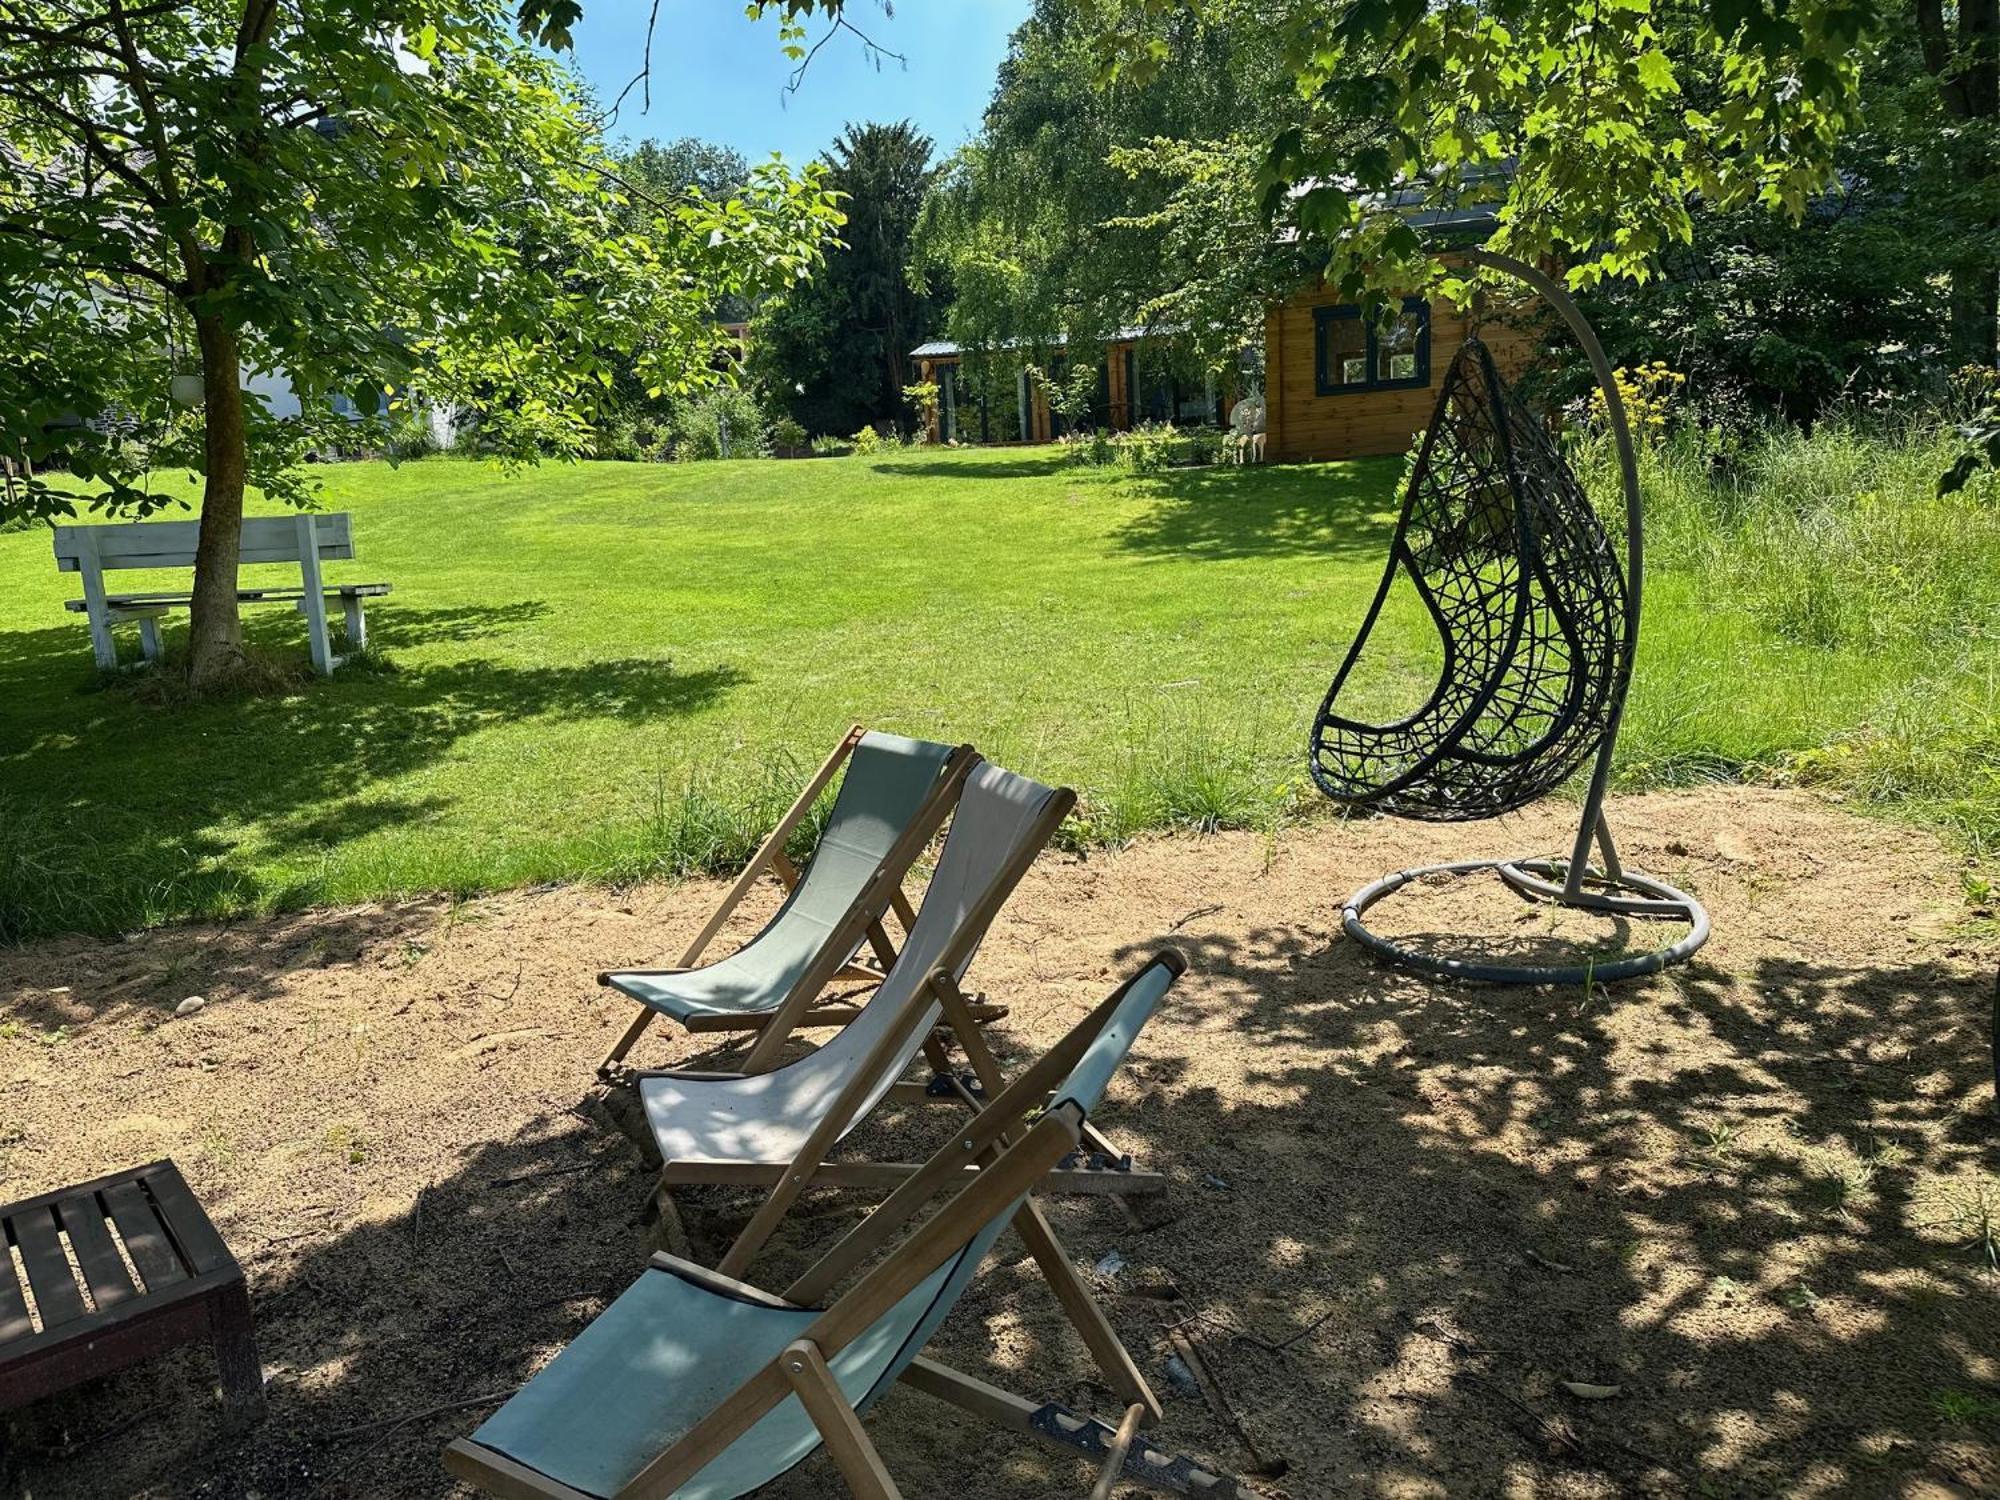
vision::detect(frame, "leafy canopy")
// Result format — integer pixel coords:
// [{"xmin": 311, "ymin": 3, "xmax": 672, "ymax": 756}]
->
[
  {"xmin": 0, "ymin": 0, "xmax": 844, "ymax": 522},
  {"xmin": 1089, "ymin": 0, "xmax": 1883, "ymax": 300},
  {"xmin": 916, "ymin": 2, "xmax": 1279, "ymax": 374}
]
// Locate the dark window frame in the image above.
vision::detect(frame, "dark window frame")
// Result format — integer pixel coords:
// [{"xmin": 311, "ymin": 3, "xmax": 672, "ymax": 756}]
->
[{"xmin": 1313, "ymin": 298, "xmax": 1432, "ymax": 397}]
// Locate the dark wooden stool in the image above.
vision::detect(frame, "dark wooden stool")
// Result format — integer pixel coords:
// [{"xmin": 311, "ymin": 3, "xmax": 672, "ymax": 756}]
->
[{"xmin": 0, "ymin": 1159, "xmax": 264, "ymax": 1423}]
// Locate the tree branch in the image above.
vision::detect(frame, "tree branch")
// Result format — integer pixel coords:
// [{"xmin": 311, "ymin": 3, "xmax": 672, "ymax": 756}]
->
[
  {"xmin": 102, "ymin": 0, "xmax": 192, "ymax": 242},
  {"xmin": 605, "ymin": 0, "xmax": 662, "ymax": 124},
  {"xmin": 785, "ymin": 15, "xmax": 906, "ymax": 97},
  {"xmin": 0, "ymin": 215, "xmax": 181, "ymax": 289},
  {"xmin": 5, "ymin": 81, "xmax": 167, "ymax": 208}
]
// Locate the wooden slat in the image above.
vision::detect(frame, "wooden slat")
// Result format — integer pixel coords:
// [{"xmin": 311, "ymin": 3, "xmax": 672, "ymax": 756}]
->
[
  {"xmin": 142, "ymin": 1166, "xmax": 234, "ymax": 1276},
  {"xmin": 0, "ymin": 1240, "xmax": 34, "ymax": 1344},
  {"xmin": 64, "ymin": 583, "xmax": 390, "ymax": 612},
  {"xmin": 53, "ymin": 513, "xmax": 356, "ymax": 571},
  {"xmin": 101, "ymin": 1181, "xmax": 188, "ymax": 1291},
  {"xmin": 55, "ymin": 1194, "xmax": 139, "ymax": 1311},
  {"xmin": 10, "ymin": 1206, "xmax": 88, "ymax": 1330}
]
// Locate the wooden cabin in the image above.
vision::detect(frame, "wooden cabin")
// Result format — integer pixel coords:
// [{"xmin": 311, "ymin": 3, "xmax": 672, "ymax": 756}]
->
[
  {"xmin": 911, "ymin": 267, "xmax": 1529, "ymax": 461},
  {"xmin": 909, "ymin": 327, "xmax": 1227, "ymax": 446}
]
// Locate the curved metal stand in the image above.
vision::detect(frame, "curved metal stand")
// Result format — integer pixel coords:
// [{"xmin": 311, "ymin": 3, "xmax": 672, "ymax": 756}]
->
[
  {"xmin": 1343, "ymin": 859, "xmax": 1709, "ymax": 986},
  {"xmin": 1341, "ymin": 248, "xmax": 1710, "ymax": 985}
]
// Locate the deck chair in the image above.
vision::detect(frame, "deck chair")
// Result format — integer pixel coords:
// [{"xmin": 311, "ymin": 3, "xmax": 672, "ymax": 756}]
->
[
  {"xmin": 599, "ymin": 728, "xmax": 978, "ymax": 1078},
  {"xmin": 445, "ymin": 951, "xmax": 1241, "ymax": 1500},
  {"xmin": 635, "ymin": 761, "xmax": 1159, "ymax": 1280}
]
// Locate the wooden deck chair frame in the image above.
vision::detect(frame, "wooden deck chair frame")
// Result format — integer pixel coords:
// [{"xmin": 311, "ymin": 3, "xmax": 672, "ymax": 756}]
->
[
  {"xmin": 446, "ymin": 953, "xmax": 1240, "ymax": 1500},
  {"xmin": 649, "ymin": 950, "xmax": 1169, "ymax": 1281},
  {"xmin": 598, "ymin": 728, "xmax": 981, "ymax": 1078},
  {"xmin": 643, "ymin": 782, "xmax": 1113, "ymax": 1277}
]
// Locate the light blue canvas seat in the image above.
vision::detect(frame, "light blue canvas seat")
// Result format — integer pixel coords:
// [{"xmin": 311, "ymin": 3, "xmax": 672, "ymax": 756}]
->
[
  {"xmin": 447, "ymin": 957, "xmax": 1224, "ymax": 1500},
  {"xmin": 603, "ymin": 731, "xmax": 961, "ymax": 1029}
]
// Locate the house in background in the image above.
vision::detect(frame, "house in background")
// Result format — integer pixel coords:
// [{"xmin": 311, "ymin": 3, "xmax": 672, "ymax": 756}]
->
[
  {"xmin": 913, "ymin": 202, "xmax": 1528, "ymax": 462},
  {"xmin": 912, "ymin": 271, "xmax": 1527, "ymax": 461},
  {"xmin": 910, "ymin": 328, "xmax": 1229, "ymax": 444}
]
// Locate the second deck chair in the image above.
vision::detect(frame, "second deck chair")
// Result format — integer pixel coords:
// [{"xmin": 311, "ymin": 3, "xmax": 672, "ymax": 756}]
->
[
  {"xmin": 637, "ymin": 761, "xmax": 1157, "ymax": 1279},
  {"xmin": 445, "ymin": 950, "xmax": 1241, "ymax": 1500},
  {"xmin": 598, "ymin": 728, "xmax": 977, "ymax": 1078}
]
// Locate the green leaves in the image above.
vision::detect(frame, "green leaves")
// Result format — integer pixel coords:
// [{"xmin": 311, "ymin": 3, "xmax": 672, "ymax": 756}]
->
[
  {"xmin": 1092, "ymin": 0, "xmax": 1882, "ymax": 302},
  {"xmin": 0, "ymin": 0, "xmax": 846, "ymax": 520}
]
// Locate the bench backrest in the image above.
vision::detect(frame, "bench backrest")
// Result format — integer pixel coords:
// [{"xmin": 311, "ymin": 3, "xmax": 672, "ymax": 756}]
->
[{"xmin": 53, "ymin": 513, "xmax": 355, "ymax": 573}]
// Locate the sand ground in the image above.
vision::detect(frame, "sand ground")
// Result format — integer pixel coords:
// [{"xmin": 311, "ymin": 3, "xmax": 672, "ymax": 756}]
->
[{"xmin": 3, "ymin": 787, "xmax": 1996, "ymax": 1500}]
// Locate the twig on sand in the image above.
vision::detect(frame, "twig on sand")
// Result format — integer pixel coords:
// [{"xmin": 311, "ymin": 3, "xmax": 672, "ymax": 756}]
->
[
  {"xmin": 488, "ymin": 1159, "xmax": 599, "ymax": 1189},
  {"xmin": 1165, "ymin": 1305, "xmax": 1338, "ymax": 1356},
  {"xmin": 1453, "ymin": 1371, "xmax": 1679, "ymax": 1478},
  {"xmin": 56, "ymin": 1405, "xmax": 165, "ymax": 1457},
  {"xmin": 1168, "ymin": 903, "xmax": 1224, "ymax": 933},
  {"xmin": 482, "ymin": 964, "xmax": 524, "ymax": 1003},
  {"xmin": 1166, "ymin": 1327, "xmax": 1286, "ymax": 1478}
]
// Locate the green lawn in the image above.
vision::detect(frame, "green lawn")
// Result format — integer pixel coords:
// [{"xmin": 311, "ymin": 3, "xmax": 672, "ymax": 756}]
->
[{"xmin": 0, "ymin": 445, "xmax": 1986, "ymax": 941}]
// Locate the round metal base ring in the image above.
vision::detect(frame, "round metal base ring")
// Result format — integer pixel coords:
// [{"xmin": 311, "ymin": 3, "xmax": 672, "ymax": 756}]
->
[{"xmin": 1342, "ymin": 857, "xmax": 1711, "ymax": 985}]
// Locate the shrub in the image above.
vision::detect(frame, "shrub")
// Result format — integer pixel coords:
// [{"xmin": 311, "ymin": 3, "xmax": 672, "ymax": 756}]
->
[
  {"xmin": 849, "ymin": 425, "xmax": 880, "ymax": 456},
  {"xmin": 385, "ymin": 413, "xmax": 437, "ymax": 461},
  {"xmin": 669, "ymin": 385, "xmax": 770, "ymax": 461},
  {"xmin": 902, "ymin": 380, "xmax": 940, "ymax": 440},
  {"xmin": 771, "ymin": 415, "xmax": 808, "ymax": 456},
  {"xmin": 809, "ymin": 433, "xmax": 853, "ymax": 457},
  {"xmin": 1055, "ymin": 422, "xmax": 1222, "ymax": 471}
]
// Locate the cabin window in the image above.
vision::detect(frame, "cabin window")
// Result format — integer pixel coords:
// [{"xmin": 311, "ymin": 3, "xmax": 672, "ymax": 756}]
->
[{"xmin": 1313, "ymin": 299, "xmax": 1432, "ymax": 396}]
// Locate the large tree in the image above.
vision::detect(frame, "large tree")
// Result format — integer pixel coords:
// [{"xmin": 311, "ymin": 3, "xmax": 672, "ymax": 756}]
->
[
  {"xmin": 753, "ymin": 119, "xmax": 943, "ymax": 435},
  {"xmin": 1089, "ymin": 0, "xmax": 1884, "ymax": 310},
  {"xmin": 0, "ymin": 0, "xmax": 845, "ymax": 688},
  {"xmin": 916, "ymin": 2, "xmax": 1285, "ymax": 376},
  {"xmin": 1908, "ymin": 0, "xmax": 1998, "ymax": 365}
]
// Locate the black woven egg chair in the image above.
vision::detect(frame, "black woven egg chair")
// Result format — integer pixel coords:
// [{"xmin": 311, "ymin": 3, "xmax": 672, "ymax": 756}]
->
[{"xmin": 1310, "ymin": 249, "xmax": 1709, "ymax": 985}]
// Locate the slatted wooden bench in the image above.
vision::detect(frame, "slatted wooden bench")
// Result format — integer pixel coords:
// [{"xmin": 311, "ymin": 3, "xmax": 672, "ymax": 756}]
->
[
  {"xmin": 53, "ymin": 512, "xmax": 390, "ymax": 675},
  {"xmin": 0, "ymin": 1159, "xmax": 264, "ymax": 1424}
]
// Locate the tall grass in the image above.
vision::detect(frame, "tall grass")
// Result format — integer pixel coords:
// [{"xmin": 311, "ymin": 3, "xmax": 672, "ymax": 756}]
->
[{"xmin": 1593, "ymin": 414, "xmax": 2000, "ymax": 852}]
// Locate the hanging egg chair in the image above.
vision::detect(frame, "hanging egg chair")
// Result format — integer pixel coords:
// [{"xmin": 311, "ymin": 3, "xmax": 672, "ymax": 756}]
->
[{"xmin": 1311, "ymin": 248, "xmax": 1709, "ymax": 985}]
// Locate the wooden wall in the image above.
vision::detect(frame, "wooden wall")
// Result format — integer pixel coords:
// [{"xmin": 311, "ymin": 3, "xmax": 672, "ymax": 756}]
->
[{"xmin": 1264, "ymin": 278, "xmax": 1533, "ymax": 464}]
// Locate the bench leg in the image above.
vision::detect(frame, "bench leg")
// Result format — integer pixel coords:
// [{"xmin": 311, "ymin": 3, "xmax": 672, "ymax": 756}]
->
[
  {"xmin": 294, "ymin": 514, "xmax": 335, "ymax": 675},
  {"xmin": 137, "ymin": 616, "xmax": 163, "ymax": 663},
  {"xmin": 341, "ymin": 594, "xmax": 367, "ymax": 652},
  {"xmin": 85, "ymin": 614, "xmax": 118, "ymax": 671},
  {"xmin": 209, "ymin": 1280, "xmax": 266, "ymax": 1427}
]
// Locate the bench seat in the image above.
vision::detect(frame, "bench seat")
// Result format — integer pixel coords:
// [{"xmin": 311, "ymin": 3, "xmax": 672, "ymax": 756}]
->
[{"xmin": 61, "ymin": 582, "xmax": 391, "ymax": 612}]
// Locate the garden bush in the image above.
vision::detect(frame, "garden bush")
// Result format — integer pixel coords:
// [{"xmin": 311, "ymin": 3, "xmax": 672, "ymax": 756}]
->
[
  {"xmin": 669, "ymin": 385, "xmax": 770, "ymax": 461},
  {"xmin": 1061, "ymin": 422, "xmax": 1223, "ymax": 471}
]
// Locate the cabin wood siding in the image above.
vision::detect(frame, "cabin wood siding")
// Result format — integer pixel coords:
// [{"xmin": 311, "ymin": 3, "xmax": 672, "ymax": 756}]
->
[{"xmin": 1265, "ymin": 278, "xmax": 1532, "ymax": 463}]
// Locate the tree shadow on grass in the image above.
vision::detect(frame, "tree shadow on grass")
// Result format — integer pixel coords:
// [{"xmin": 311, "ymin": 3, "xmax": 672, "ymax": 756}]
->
[
  {"xmin": 1112, "ymin": 458, "xmax": 1405, "ymax": 563},
  {"xmin": 0, "ymin": 601, "xmax": 746, "ymax": 945}
]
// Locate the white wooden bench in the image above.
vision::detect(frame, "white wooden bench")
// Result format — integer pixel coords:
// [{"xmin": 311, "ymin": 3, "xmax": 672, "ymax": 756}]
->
[{"xmin": 52, "ymin": 513, "xmax": 389, "ymax": 676}]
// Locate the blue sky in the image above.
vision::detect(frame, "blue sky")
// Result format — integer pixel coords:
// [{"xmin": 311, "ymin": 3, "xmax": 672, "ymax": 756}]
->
[{"xmin": 563, "ymin": 1, "xmax": 1030, "ymax": 165}]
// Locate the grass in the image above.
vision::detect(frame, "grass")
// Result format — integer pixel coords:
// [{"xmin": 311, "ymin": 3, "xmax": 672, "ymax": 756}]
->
[{"xmin": 0, "ymin": 432, "xmax": 1994, "ymax": 942}]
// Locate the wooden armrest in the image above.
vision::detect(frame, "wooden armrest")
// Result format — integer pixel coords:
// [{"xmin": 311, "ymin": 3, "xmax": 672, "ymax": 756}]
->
[{"xmin": 647, "ymin": 1252, "xmax": 803, "ymax": 1309}]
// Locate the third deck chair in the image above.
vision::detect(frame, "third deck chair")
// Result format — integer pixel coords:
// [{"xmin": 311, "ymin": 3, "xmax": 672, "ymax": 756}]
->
[
  {"xmin": 635, "ymin": 760, "xmax": 1163, "ymax": 1279},
  {"xmin": 446, "ymin": 950, "xmax": 1240, "ymax": 1500},
  {"xmin": 598, "ymin": 728, "xmax": 977, "ymax": 1078}
]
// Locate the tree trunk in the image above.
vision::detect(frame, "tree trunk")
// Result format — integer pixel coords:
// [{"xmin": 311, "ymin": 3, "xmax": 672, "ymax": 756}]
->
[
  {"xmin": 1922, "ymin": 0, "xmax": 2000, "ymax": 365},
  {"xmin": 1950, "ymin": 257, "xmax": 1999, "ymax": 367},
  {"xmin": 187, "ymin": 310, "xmax": 249, "ymax": 689}
]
